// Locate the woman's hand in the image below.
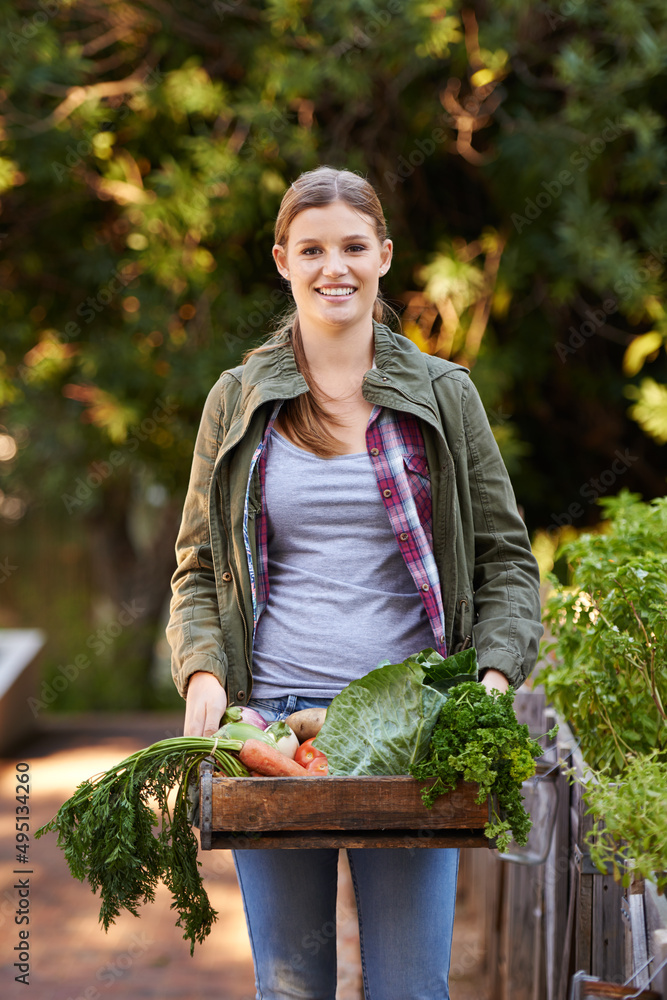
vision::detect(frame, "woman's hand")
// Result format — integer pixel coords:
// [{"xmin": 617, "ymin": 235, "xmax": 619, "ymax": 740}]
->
[
  {"xmin": 184, "ymin": 671, "xmax": 228, "ymax": 737},
  {"xmin": 480, "ymin": 669, "xmax": 510, "ymax": 695}
]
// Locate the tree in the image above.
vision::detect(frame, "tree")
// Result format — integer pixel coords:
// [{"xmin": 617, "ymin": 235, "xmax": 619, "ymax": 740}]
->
[{"xmin": 1, "ymin": 0, "xmax": 666, "ymax": 706}]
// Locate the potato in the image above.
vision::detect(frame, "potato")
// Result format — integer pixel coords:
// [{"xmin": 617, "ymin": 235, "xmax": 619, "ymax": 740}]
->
[{"xmin": 285, "ymin": 707, "xmax": 327, "ymax": 742}]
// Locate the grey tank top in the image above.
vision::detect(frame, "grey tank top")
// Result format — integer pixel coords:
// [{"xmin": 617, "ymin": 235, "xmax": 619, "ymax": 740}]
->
[{"xmin": 250, "ymin": 427, "xmax": 435, "ymax": 699}]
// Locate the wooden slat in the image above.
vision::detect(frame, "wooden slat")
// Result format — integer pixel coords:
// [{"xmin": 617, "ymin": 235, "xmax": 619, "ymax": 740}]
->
[
  {"xmin": 210, "ymin": 775, "xmax": 488, "ymax": 832},
  {"xmin": 205, "ymin": 828, "xmax": 492, "ymax": 850},
  {"xmin": 514, "ymin": 687, "xmax": 547, "ymax": 733},
  {"xmin": 576, "ymin": 872, "xmax": 594, "ymax": 974},
  {"xmin": 502, "ymin": 861, "xmax": 544, "ymax": 1000},
  {"xmin": 490, "ymin": 858, "xmax": 507, "ymax": 1000},
  {"xmin": 650, "ymin": 927, "xmax": 667, "ymax": 1000},
  {"xmin": 545, "ymin": 763, "xmax": 572, "ymax": 1000},
  {"xmin": 579, "ymin": 986, "xmax": 660, "ymax": 999},
  {"xmin": 591, "ymin": 874, "xmax": 625, "ymax": 981},
  {"xmin": 627, "ymin": 890, "xmax": 650, "ymax": 990},
  {"xmin": 573, "ymin": 741, "xmax": 596, "ymax": 976}
]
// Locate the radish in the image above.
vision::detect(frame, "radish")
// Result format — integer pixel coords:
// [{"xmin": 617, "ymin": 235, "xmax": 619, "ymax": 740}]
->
[{"xmin": 222, "ymin": 705, "xmax": 268, "ymax": 730}]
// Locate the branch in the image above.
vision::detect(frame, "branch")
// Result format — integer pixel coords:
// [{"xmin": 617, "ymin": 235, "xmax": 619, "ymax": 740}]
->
[
  {"xmin": 612, "ymin": 577, "xmax": 667, "ymax": 722},
  {"xmin": 80, "ymin": 167, "xmax": 157, "ymax": 205},
  {"xmin": 14, "ymin": 58, "xmax": 161, "ymax": 136},
  {"xmin": 81, "ymin": 22, "xmax": 141, "ymax": 57}
]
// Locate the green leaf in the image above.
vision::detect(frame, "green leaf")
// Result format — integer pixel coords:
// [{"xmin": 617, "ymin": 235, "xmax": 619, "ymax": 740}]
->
[
  {"xmin": 313, "ymin": 654, "xmax": 446, "ymax": 775},
  {"xmin": 418, "ymin": 647, "xmax": 479, "ymax": 693}
]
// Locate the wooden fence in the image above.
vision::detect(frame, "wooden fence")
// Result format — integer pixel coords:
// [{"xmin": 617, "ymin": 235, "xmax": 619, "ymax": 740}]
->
[{"xmin": 456, "ymin": 690, "xmax": 667, "ymax": 1000}]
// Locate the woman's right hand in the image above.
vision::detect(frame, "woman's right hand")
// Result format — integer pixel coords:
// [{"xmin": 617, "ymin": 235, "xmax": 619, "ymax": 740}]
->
[{"xmin": 184, "ymin": 671, "xmax": 228, "ymax": 737}]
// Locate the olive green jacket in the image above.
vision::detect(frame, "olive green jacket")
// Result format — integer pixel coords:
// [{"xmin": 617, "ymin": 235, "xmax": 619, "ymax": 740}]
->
[{"xmin": 168, "ymin": 321, "xmax": 543, "ymax": 704}]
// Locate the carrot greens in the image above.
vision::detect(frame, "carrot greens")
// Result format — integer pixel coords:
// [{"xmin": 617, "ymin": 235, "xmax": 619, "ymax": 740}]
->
[{"xmin": 35, "ymin": 736, "xmax": 248, "ymax": 954}]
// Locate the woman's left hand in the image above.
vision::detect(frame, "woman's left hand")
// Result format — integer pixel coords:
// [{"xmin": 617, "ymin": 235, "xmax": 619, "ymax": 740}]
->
[{"xmin": 480, "ymin": 669, "xmax": 510, "ymax": 694}]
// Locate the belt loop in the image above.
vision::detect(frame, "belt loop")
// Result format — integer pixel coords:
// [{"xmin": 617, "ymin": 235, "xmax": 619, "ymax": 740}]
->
[{"xmin": 283, "ymin": 694, "xmax": 297, "ymax": 719}]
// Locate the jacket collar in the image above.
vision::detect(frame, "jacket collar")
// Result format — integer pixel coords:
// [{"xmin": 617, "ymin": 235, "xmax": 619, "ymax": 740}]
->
[{"xmin": 228, "ymin": 320, "xmax": 469, "ymax": 445}]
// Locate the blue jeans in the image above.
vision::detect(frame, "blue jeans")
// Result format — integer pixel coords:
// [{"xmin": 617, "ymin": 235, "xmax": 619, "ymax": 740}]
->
[{"xmin": 232, "ymin": 696, "xmax": 460, "ymax": 1000}]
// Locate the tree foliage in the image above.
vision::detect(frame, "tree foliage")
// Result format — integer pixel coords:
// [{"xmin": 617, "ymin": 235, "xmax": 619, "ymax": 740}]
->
[{"xmin": 1, "ymin": 0, "xmax": 666, "ymax": 705}]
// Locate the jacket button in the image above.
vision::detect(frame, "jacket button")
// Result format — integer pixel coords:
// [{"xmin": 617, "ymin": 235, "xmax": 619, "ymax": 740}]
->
[
  {"xmin": 421, "ymin": 583, "xmax": 430, "ymax": 592},
  {"xmin": 383, "ymin": 489, "xmax": 392, "ymax": 498},
  {"xmin": 370, "ymin": 447, "xmax": 379, "ymax": 456},
  {"xmin": 400, "ymin": 532, "xmax": 409, "ymax": 541},
  {"xmin": 222, "ymin": 572, "xmax": 232, "ymax": 582},
  {"xmin": 237, "ymin": 690, "xmax": 246, "ymax": 701}
]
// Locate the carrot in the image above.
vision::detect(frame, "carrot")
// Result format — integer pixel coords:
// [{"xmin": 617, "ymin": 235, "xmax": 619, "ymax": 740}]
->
[{"xmin": 239, "ymin": 739, "xmax": 309, "ymax": 777}]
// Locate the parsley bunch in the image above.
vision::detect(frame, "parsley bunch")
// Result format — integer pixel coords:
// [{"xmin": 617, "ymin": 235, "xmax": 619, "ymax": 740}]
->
[
  {"xmin": 410, "ymin": 682, "xmax": 549, "ymax": 852},
  {"xmin": 36, "ymin": 737, "xmax": 248, "ymax": 954}
]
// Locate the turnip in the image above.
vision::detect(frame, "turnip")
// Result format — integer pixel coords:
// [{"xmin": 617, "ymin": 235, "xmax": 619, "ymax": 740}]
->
[{"xmin": 264, "ymin": 721, "xmax": 299, "ymax": 759}]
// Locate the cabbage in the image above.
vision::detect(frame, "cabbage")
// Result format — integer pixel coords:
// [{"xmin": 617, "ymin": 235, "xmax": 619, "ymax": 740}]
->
[{"xmin": 313, "ymin": 648, "xmax": 478, "ymax": 776}]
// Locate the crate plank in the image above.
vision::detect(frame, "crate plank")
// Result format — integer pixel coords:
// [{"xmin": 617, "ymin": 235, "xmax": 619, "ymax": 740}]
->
[
  {"xmin": 205, "ymin": 828, "xmax": 492, "ymax": 849},
  {"xmin": 209, "ymin": 775, "xmax": 489, "ymax": 833}
]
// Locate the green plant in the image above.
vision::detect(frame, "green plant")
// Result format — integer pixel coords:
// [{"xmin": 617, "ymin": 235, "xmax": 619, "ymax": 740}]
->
[
  {"xmin": 539, "ymin": 490, "xmax": 667, "ymax": 890},
  {"xmin": 539, "ymin": 490, "xmax": 667, "ymax": 774},
  {"xmin": 410, "ymin": 681, "xmax": 550, "ymax": 852},
  {"xmin": 584, "ymin": 752, "xmax": 667, "ymax": 894}
]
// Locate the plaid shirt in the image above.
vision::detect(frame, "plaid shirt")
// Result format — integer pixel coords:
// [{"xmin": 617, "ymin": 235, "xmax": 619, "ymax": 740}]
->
[{"xmin": 242, "ymin": 402, "xmax": 447, "ymax": 657}]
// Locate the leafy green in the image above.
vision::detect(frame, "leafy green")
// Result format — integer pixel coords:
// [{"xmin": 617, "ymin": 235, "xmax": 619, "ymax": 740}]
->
[
  {"xmin": 35, "ymin": 737, "xmax": 248, "ymax": 954},
  {"xmin": 417, "ymin": 646, "xmax": 479, "ymax": 693},
  {"xmin": 313, "ymin": 647, "xmax": 479, "ymax": 775},
  {"xmin": 584, "ymin": 752, "xmax": 667, "ymax": 894},
  {"xmin": 410, "ymin": 682, "xmax": 548, "ymax": 852},
  {"xmin": 540, "ymin": 493, "xmax": 667, "ymax": 889},
  {"xmin": 539, "ymin": 491, "xmax": 667, "ymax": 774},
  {"xmin": 313, "ymin": 655, "xmax": 448, "ymax": 775}
]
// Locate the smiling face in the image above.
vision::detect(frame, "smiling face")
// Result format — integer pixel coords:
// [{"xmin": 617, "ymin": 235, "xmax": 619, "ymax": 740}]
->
[{"xmin": 272, "ymin": 200, "xmax": 392, "ymax": 337}]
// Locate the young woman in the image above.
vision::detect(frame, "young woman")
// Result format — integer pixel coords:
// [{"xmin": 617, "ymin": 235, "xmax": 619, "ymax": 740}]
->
[{"xmin": 168, "ymin": 165, "xmax": 543, "ymax": 999}]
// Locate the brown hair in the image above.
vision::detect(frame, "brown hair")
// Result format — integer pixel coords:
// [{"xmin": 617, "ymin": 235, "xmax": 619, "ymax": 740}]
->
[{"xmin": 243, "ymin": 165, "xmax": 394, "ymax": 457}]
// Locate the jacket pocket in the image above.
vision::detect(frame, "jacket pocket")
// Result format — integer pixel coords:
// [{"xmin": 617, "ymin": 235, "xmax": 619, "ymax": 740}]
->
[
  {"xmin": 403, "ymin": 454, "xmax": 433, "ymax": 538},
  {"xmin": 452, "ymin": 595, "xmax": 473, "ymax": 653}
]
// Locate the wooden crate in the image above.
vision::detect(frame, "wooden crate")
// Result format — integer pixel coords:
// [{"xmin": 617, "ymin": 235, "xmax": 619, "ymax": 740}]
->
[{"xmin": 198, "ymin": 761, "xmax": 492, "ymax": 850}]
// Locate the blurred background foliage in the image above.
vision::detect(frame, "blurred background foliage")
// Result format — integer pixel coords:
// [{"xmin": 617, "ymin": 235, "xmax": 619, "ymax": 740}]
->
[{"xmin": 1, "ymin": 0, "xmax": 666, "ymax": 710}]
